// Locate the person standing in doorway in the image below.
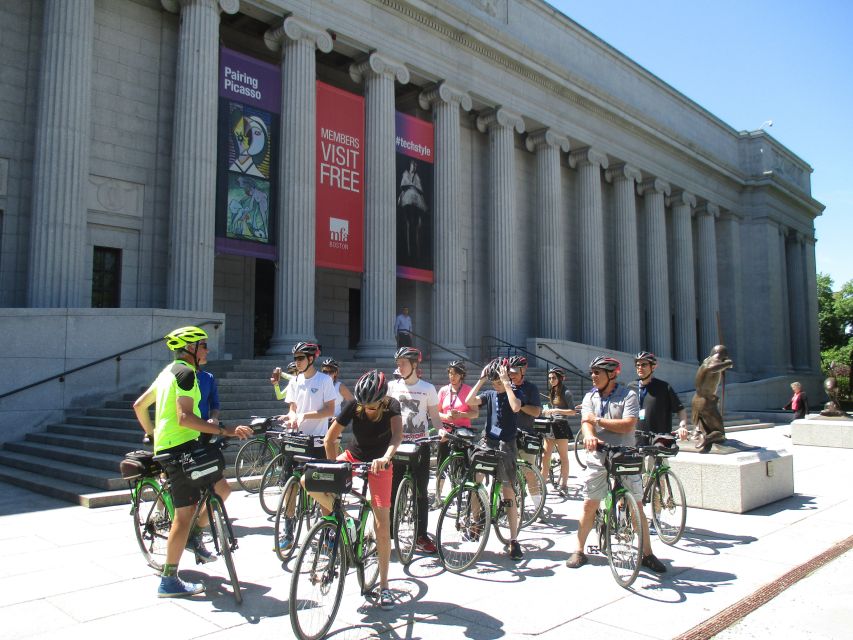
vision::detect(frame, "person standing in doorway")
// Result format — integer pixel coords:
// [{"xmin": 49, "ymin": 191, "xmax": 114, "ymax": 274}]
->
[{"xmin": 394, "ymin": 306, "xmax": 413, "ymax": 348}]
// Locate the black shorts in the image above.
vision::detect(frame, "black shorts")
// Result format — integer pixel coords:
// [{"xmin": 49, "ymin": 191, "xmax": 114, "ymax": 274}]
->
[
  {"xmin": 547, "ymin": 420, "xmax": 573, "ymax": 440},
  {"xmin": 159, "ymin": 440, "xmax": 212, "ymax": 509}
]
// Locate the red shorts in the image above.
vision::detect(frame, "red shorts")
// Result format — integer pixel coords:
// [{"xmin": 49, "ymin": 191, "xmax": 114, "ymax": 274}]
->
[{"xmin": 338, "ymin": 450, "xmax": 393, "ymax": 509}]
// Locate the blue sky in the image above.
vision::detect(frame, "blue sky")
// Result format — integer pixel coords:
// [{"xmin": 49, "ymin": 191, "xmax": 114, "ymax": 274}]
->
[{"xmin": 547, "ymin": 0, "xmax": 852, "ymax": 288}]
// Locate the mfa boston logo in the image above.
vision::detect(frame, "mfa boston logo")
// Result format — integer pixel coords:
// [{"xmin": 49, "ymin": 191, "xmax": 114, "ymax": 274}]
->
[{"xmin": 329, "ymin": 217, "xmax": 349, "ymax": 250}]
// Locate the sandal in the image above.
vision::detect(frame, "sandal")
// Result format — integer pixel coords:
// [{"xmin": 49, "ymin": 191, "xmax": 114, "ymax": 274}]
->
[{"xmin": 565, "ymin": 551, "xmax": 587, "ymax": 569}]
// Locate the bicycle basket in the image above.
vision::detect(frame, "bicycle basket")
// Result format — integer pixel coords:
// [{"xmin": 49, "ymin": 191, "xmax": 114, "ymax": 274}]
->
[
  {"xmin": 519, "ymin": 432, "xmax": 542, "ymax": 454},
  {"xmin": 283, "ymin": 432, "xmax": 313, "ymax": 455},
  {"xmin": 304, "ymin": 461, "xmax": 352, "ymax": 494},
  {"xmin": 532, "ymin": 418, "xmax": 552, "ymax": 434},
  {"xmin": 606, "ymin": 450, "xmax": 643, "ymax": 477},
  {"xmin": 181, "ymin": 446, "xmax": 226, "ymax": 488},
  {"xmin": 470, "ymin": 449, "xmax": 501, "ymax": 475},
  {"xmin": 120, "ymin": 450, "xmax": 158, "ymax": 480},
  {"xmin": 393, "ymin": 442, "xmax": 420, "ymax": 465},
  {"xmin": 250, "ymin": 416, "xmax": 272, "ymax": 434}
]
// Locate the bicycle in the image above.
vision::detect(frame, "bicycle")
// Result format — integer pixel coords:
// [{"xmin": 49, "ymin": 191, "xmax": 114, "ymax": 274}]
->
[
  {"xmin": 391, "ymin": 435, "xmax": 441, "ymax": 565},
  {"xmin": 583, "ymin": 442, "xmax": 645, "ymax": 589},
  {"xmin": 124, "ymin": 449, "xmax": 173, "ymax": 571},
  {"xmin": 433, "ymin": 426, "xmax": 478, "ymax": 509},
  {"xmin": 233, "ymin": 416, "xmax": 282, "ymax": 492},
  {"xmin": 274, "ymin": 452, "xmax": 322, "ymax": 562},
  {"xmin": 258, "ymin": 431, "xmax": 315, "ymax": 515},
  {"xmin": 532, "ymin": 417, "xmax": 562, "ymax": 486},
  {"xmin": 515, "ymin": 432, "xmax": 548, "ymax": 524},
  {"xmin": 638, "ymin": 433, "xmax": 687, "ymax": 545},
  {"xmin": 289, "ymin": 459, "xmax": 379, "ymax": 640}
]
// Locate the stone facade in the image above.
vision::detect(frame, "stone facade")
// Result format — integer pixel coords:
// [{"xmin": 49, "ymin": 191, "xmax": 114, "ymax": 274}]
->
[{"xmin": 0, "ymin": 0, "xmax": 823, "ymax": 379}]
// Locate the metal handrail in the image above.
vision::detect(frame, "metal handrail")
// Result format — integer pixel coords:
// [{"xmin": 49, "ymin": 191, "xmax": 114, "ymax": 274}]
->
[
  {"xmin": 0, "ymin": 320, "xmax": 223, "ymax": 401},
  {"xmin": 536, "ymin": 342, "xmax": 589, "ymax": 381},
  {"xmin": 409, "ymin": 330, "xmax": 484, "ymax": 381},
  {"xmin": 480, "ymin": 335, "xmax": 589, "ymax": 385}
]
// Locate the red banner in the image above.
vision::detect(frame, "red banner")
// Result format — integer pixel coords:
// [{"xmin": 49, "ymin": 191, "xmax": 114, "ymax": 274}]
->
[{"xmin": 316, "ymin": 82, "xmax": 364, "ymax": 272}]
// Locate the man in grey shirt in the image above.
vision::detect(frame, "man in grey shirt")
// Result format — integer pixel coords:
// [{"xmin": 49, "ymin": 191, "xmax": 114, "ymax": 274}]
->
[{"xmin": 565, "ymin": 355, "xmax": 667, "ymax": 573}]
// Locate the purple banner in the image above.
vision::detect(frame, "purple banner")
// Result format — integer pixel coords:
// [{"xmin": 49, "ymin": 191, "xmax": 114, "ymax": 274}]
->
[{"xmin": 219, "ymin": 48, "xmax": 280, "ymax": 112}]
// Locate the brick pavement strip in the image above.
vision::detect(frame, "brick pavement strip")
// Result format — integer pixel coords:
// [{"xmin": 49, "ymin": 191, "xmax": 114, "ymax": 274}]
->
[{"xmin": 0, "ymin": 426, "xmax": 851, "ymax": 640}]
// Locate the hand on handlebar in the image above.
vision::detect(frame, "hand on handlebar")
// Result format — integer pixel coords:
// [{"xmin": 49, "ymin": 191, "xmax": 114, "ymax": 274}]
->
[
  {"xmin": 231, "ymin": 425, "xmax": 253, "ymax": 440},
  {"xmin": 584, "ymin": 434, "xmax": 603, "ymax": 452}
]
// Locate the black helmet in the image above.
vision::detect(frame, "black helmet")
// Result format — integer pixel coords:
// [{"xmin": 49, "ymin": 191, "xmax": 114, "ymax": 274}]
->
[
  {"xmin": 321, "ymin": 357, "xmax": 340, "ymax": 371},
  {"xmin": 589, "ymin": 355, "xmax": 621, "ymax": 373},
  {"xmin": 508, "ymin": 355, "xmax": 528, "ymax": 369},
  {"xmin": 547, "ymin": 367, "xmax": 565, "ymax": 380},
  {"xmin": 394, "ymin": 346, "xmax": 422, "ymax": 363},
  {"xmin": 286, "ymin": 361, "xmax": 298, "ymax": 375},
  {"xmin": 634, "ymin": 351, "xmax": 657, "ymax": 365},
  {"xmin": 485, "ymin": 357, "xmax": 508, "ymax": 381},
  {"xmin": 447, "ymin": 360, "xmax": 467, "ymax": 376},
  {"xmin": 292, "ymin": 341, "xmax": 321, "ymax": 357},
  {"xmin": 354, "ymin": 369, "xmax": 388, "ymax": 404}
]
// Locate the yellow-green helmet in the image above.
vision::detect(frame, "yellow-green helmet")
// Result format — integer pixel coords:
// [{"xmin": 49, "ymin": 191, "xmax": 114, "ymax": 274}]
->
[{"xmin": 164, "ymin": 326, "xmax": 208, "ymax": 351}]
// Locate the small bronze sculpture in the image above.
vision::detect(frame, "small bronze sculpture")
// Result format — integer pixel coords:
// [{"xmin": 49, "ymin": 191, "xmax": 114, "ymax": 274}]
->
[
  {"xmin": 820, "ymin": 377, "xmax": 846, "ymax": 417},
  {"xmin": 691, "ymin": 345, "xmax": 734, "ymax": 451}
]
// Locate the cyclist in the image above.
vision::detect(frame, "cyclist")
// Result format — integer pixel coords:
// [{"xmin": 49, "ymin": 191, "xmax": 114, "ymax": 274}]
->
[
  {"xmin": 566, "ymin": 355, "xmax": 666, "ymax": 573},
  {"xmin": 132, "ymin": 326, "xmax": 252, "ymax": 597},
  {"xmin": 319, "ymin": 369, "xmax": 403, "ymax": 610},
  {"xmin": 433, "ymin": 360, "xmax": 477, "ymax": 508},
  {"xmin": 506, "ymin": 355, "xmax": 544, "ymax": 513},
  {"xmin": 466, "ymin": 358, "xmax": 525, "ymax": 561},
  {"xmin": 277, "ymin": 342, "xmax": 337, "ymax": 551},
  {"xmin": 388, "ymin": 346, "xmax": 443, "ymax": 554},
  {"xmin": 541, "ymin": 367, "xmax": 577, "ymax": 496},
  {"xmin": 634, "ymin": 351, "xmax": 689, "ymax": 444},
  {"xmin": 270, "ymin": 361, "xmax": 298, "ymax": 403},
  {"xmin": 320, "ymin": 357, "xmax": 354, "ymax": 419}
]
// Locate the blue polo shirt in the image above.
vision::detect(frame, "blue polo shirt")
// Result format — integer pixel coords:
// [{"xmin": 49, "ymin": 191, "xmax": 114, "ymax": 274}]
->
[
  {"xmin": 196, "ymin": 369, "xmax": 220, "ymax": 421},
  {"xmin": 478, "ymin": 386, "xmax": 527, "ymax": 442}
]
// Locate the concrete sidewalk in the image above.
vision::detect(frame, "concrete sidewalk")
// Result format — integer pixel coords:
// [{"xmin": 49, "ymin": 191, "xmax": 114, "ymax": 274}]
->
[{"xmin": 0, "ymin": 425, "xmax": 851, "ymax": 640}]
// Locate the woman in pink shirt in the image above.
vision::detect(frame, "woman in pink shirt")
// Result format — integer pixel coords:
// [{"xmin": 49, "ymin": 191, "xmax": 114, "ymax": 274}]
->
[{"xmin": 432, "ymin": 361, "xmax": 476, "ymax": 508}]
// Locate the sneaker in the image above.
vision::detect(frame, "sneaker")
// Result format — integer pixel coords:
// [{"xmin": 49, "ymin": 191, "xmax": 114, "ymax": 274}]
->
[
  {"xmin": 430, "ymin": 498, "xmax": 443, "ymax": 511},
  {"xmin": 415, "ymin": 535, "xmax": 437, "ymax": 554},
  {"xmin": 186, "ymin": 531, "xmax": 216, "ymax": 564},
  {"xmin": 379, "ymin": 588, "xmax": 395, "ymax": 610},
  {"xmin": 158, "ymin": 575, "xmax": 205, "ymax": 598},
  {"xmin": 321, "ymin": 530, "xmax": 337, "ymax": 556},
  {"xmin": 642, "ymin": 553, "xmax": 667, "ymax": 573},
  {"xmin": 509, "ymin": 540, "xmax": 524, "ymax": 561},
  {"xmin": 565, "ymin": 551, "xmax": 587, "ymax": 569},
  {"xmin": 558, "ymin": 485, "xmax": 569, "ymax": 497},
  {"xmin": 278, "ymin": 535, "xmax": 295, "ymax": 551}
]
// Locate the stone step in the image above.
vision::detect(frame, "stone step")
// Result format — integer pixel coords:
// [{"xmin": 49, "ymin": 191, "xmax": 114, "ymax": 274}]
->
[
  {"xmin": 5, "ymin": 441, "xmax": 126, "ymax": 473},
  {"xmin": 0, "ymin": 450, "xmax": 123, "ymax": 490},
  {"xmin": 0, "ymin": 466, "xmax": 133, "ymax": 508},
  {"xmin": 26, "ymin": 432, "xmax": 146, "ymax": 457},
  {"xmin": 87, "ymin": 407, "xmax": 137, "ymax": 419},
  {"xmin": 104, "ymin": 400, "xmax": 136, "ymax": 411},
  {"xmin": 66, "ymin": 415, "xmax": 139, "ymax": 429},
  {"xmin": 48, "ymin": 423, "xmax": 147, "ymax": 443}
]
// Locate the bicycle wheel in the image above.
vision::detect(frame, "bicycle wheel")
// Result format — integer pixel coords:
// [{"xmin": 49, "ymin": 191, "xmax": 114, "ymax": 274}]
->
[
  {"xmin": 275, "ymin": 475, "xmax": 305, "ymax": 562},
  {"xmin": 290, "ymin": 520, "xmax": 346, "ymax": 640},
  {"xmin": 392, "ymin": 475, "xmax": 417, "ymax": 565},
  {"xmin": 235, "ymin": 438, "xmax": 276, "ymax": 493},
  {"xmin": 574, "ymin": 430, "xmax": 587, "ymax": 470},
  {"xmin": 210, "ymin": 496, "xmax": 242, "ymax": 604},
  {"xmin": 517, "ymin": 462, "xmax": 547, "ymax": 526},
  {"xmin": 133, "ymin": 478, "xmax": 172, "ymax": 571},
  {"xmin": 651, "ymin": 468, "xmax": 687, "ymax": 545},
  {"xmin": 548, "ymin": 448, "xmax": 562, "ymax": 487},
  {"xmin": 259, "ymin": 454, "xmax": 287, "ymax": 516},
  {"xmin": 435, "ymin": 454, "xmax": 466, "ymax": 515},
  {"xmin": 356, "ymin": 507, "xmax": 379, "ymax": 593},
  {"xmin": 492, "ymin": 479, "xmax": 517, "ymax": 545},
  {"xmin": 606, "ymin": 491, "xmax": 643, "ymax": 588},
  {"xmin": 436, "ymin": 485, "xmax": 489, "ymax": 573}
]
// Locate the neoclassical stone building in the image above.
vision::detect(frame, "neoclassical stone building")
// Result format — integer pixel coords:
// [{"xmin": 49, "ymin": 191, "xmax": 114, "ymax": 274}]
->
[{"xmin": 0, "ymin": 0, "xmax": 823, "ymax": 379}]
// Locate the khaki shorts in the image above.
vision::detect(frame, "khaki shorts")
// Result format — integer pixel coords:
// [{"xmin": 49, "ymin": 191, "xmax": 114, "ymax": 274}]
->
[{"xmin": 577, "ymin": 450, "xmax": 643, "ymax": 502}]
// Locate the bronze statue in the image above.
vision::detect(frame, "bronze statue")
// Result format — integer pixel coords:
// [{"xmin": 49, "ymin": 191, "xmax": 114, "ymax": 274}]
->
[
  {"xmin": 820, "ymin": 377, "xmax": 846, "ymax": 417},
  {"xmin": 691, "ymin": 345, "xmax": 734, "ymax": 451}
]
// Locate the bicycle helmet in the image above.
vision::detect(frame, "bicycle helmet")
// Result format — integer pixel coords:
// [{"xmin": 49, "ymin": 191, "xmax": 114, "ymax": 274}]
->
[
  {"xmin": 634, "ymin": 351, "xmax": 657, "ymax": 365},
  {"xmin": 447, "ymin": 360, "xmax": 467, "ymax": 376},
  {"xmin": 395, "ymin": 346, "xmax": 422, "ymax": 363},
  {"xmin": 589, "ymin": 355, "xmax": 621, "ymax": 373},
  {"xmin": 392, "ymin": 367, "xmax": 403, "ymax": 380},
  {"xmin": 484, "ymin": 357, "xmax": 509, "ymax": 381},
  {"xmin": 354, "ymin": 369, "xmax": 388, "ymax": 404},
  {"xmin": 164, "ymin": 326, "xmax": 208, "ymax": 351},
  {"xmin": 547, "ymin": 367, "xmax": 566, "ymax": 380},
  {"xmin": 321, "ymin": 357, "xmax": 340, "ymax": 371},
  {"xmin": 291, "ymin": 341, "xmax": 321, "ymax": 357},
  {"xmin": 286, "ymin": 361, "xmax": 298, "ymax": 375},
  {"xmin": 508, "ymin": 355, "xmax": 528, "ymax": 369}
]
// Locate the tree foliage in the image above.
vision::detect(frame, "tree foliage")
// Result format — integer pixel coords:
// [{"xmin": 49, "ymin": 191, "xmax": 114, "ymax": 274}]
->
[{"xmin": 818, "ymin": 273, "xmax": 853, "ymax": 396}]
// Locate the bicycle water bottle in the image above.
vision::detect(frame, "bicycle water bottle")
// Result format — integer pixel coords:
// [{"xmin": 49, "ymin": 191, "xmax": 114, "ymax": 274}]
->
[{"xmin": 345, "ymin": 516, "xmax": 356, "ymax": 542}]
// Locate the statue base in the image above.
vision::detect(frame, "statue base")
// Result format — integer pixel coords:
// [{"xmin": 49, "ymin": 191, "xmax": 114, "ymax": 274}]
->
[
  {"xmin": 791, "ymin": 415, "xmax": 853, "ymax": 448},
  {"xmin": 667, "ymin": 444, "xmax": 793, "ymax": 513}
]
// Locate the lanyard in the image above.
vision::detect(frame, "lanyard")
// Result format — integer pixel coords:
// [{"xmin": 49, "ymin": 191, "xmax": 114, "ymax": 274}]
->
[
  {"xmin": 638, "ymin": 382, "xmax": 648, "ymax": 409},
  {"xmin": 598, "ymin": 384, "xmax": 618, "ymax": 418}
]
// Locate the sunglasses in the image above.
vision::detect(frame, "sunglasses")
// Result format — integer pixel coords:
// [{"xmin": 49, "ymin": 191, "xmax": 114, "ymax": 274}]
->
[
  {"xmin": 322, "ymin": 368, "xmax": 336, "ymax": 374},
  {"xmin": 589, "ymin": 369, "xmax": 605, "ymax": 376},
  {"xmin": 294, "ymin": 355, "xmax": 308, "ymax": 362}
]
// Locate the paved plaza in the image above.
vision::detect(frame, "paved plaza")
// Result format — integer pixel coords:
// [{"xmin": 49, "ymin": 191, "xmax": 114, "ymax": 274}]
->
[{"xmin": 1, "ymin": 425, "xmax": 851, "ymax": 640}]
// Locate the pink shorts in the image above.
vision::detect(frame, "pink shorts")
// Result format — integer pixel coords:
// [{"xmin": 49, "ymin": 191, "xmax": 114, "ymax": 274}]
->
[{"xmin": 338, "ymin": 450, "xmax": 393, "ymax": 509}]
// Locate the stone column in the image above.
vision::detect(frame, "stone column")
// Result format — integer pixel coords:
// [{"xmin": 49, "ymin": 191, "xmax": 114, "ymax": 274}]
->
[
  {"xmin": 717, "ymin": 211, "xmax": 743, "ymax": 366},
  {"xmin": 803, "ymin": 235, "xmax": 821, "ymax": 371},
  {"xmin": 27, "ymin": 0, "xmax": 94, "ymax": 307},
  {"xmin": 265, "ymin": 17, "xmax": 332, "ymax": 353},
  {"xmin": 569, "ymin": 148, "xmax": 609, "ymax": 347},
  {"xmin": 526, "ymin": 129, "xmax": 570, "ymax": 339},
  {"xmin": 787, "ymin": 232, "xmax": 809, "ymax": 370},
  {"xmin": 637, "ymin": 178, "xmax": 672, "ymax": 358},
  {"xmin": 162, "ymin": 0, "xmax": 238, "ymax": 312},
  {"xmin": 668, "ymin": 189, "xmax": 697, "ymax": 362},
  {"xmin": 777, "ymin": 224, "xmax": 793, "ymax": 370},
  {"xmin": 419, "ymin": 83, "xmax": 472, "ymax": 357},
  {"xmin": 350, "ymin": 53, "xmax": 409, "ymax": 358},
  {"xmin": 476, "ymin": 108, "xmax": 525, "ymax": 343},
  {"xmin": 695, "ymin": 202, "xmax": 721, "ymax": 358},
  {"xmin": 605, "ymin": 163, "xmax": 642, "ymax": 353}
]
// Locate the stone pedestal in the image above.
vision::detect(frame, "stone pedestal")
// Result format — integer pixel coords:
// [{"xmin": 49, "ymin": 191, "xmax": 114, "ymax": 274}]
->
[
  {"xmin": 791, "ymin": 416, "xmax": 853, "ymax": 448},
  {"xmin": 668, "ymin": 447, "xmax": 794, "ymax": 513}
]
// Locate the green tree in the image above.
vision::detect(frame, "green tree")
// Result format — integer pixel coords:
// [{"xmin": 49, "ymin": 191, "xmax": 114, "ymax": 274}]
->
[{"xmin": 818, "ymin": 273, "xmax": 853, "ymax": 397}]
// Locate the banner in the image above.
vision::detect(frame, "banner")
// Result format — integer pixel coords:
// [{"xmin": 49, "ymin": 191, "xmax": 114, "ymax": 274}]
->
[
  {"xmin": 395, "ymin": 112, "xmax": 434, "ymax": 282},
  {"xmin": 215, "ymin": 47, "xmax": 280, "ymax": 259},
  {"xmin": 316, "ymin": 81, "xmax": 364, "ymax": 272}
]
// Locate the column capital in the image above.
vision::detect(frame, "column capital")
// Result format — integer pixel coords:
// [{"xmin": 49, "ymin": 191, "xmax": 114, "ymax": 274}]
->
[
  {"xmin": 418, "ymin": 81, "xmax": 472, "ymax": 111},
  {"xmin": 349, "ymin": 52, "xmax": 410, "ymax": 85},
  {"xmin": 667, "ymin": 188, "xmax": 696, "ymax": 209},
  {"xmin": 476, "ymin": 107, "xmax": 525, "ymax": 134},
  {"xmin": 604, "ymin": 162, "xmax": 641, "ymax": 184},
  {"xmin": 637, "ymin": 177, "xmax": 671, "ymax": 197},
  {"xmin": 525, "ymin": 128, "xmax": 570, "ymax": 153},
  {"xmin": 264, "ymin": 15, "xmax": 333, "ymax": 54},
  {"xmin": 162, "ymin": 0, "xmax": 238, "ymax": 14},
  {"xmin": 568, "ymin": 147, "xmax": 608, "ymax": 170},
  {"xmin": 695, "ymin": 202, "xmax": 720, "ymax": 218}
]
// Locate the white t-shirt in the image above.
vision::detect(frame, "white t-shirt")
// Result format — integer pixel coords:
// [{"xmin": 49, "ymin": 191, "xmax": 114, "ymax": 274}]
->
[
  {"xmin": 333, "ymin": 380, "xmax": 343, "ymax": 418},
  {"xmin": 285, "ymin": 371, "xmax": 337, "ymax": 437},
  {"xmin": 388, "ymin": 378, "xmax": 438, "ymax": 441}
]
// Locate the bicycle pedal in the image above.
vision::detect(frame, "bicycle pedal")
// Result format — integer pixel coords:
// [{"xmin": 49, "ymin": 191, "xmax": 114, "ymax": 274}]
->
[{"xmin": 586, "ymin": 545, "xmax": 600, "ymax": 555}]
